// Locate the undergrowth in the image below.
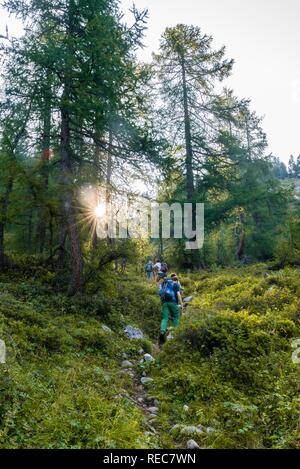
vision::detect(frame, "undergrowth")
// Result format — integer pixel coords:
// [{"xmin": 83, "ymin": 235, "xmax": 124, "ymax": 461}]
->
[{"xmin": 1, "ymin": 263, "xmax": 300, "ymax": 448}]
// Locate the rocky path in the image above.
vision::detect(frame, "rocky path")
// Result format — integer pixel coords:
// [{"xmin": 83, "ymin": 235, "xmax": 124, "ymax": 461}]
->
[
  {"xmin": 119, "ymin": 328, "xmax": 202, "ymax": 449},
  {"xmin": 120, "ymin": 349, "xmax": 160, "ymax": 438}
]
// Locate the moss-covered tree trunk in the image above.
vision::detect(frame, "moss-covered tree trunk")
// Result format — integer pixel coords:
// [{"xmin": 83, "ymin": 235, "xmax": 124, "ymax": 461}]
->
[{"xmin": 60, "ymin": 85, "xmax": 84, "ymax": 295}]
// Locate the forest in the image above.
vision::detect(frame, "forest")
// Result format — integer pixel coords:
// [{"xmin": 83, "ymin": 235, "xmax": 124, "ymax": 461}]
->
[{"xmin": 0, "ymin": 0, "xmax": 299, "ymax": 451}]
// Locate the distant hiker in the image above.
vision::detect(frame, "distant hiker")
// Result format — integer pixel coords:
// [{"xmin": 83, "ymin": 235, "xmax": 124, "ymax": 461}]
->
[
  {"xmin": 145, "ymin": 260, "xmax": 154, "ymax": 280},
  {"xmin": 153, "ymin": 259, "xmax": 161, "ymax": 283},
  {"xmin": 159, "ymin": 276, "xmax": 184, "ymax": 345},
  {"xmin": 160, "ymin": 261, "xmax": 168, "ymax": 278},
  {"xmin": 154, "ymin": 259, "xmax": 168, "ymax": 284}
]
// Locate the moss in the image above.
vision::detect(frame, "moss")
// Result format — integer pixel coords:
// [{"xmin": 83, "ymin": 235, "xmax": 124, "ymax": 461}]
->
[
  {"xmin": 1, "ymin": 263, "xmax": 300, "ymax": 448},
  {"xmin": 148, "ymin": 265, "xmax": 300, "ymax": 449}
]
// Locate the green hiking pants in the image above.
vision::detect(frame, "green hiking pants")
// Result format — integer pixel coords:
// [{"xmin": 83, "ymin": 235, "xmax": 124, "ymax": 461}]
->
[{"xmin": 160, "ymin": 302, "xmax": 180, "ymax": 334}]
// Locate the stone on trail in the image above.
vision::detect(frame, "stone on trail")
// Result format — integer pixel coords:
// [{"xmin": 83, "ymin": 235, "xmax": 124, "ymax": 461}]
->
[
  {"xmin": 101, "ymin": 325, "xmax": 112, "ymax": 333},
  {"xmin": 141, "ymin": 377, "xmax": 154, "ymax": 386},
  {"xmin": 124, "ymin": 325, "xmax": 144, "ymax": 339},
  {"xmin": 183, "ymin": 405, "xmax": 189, "ymax": 412},
  {"xmin": 121, "ymin": 360, "xmax": 134, "ymax": 368},
  {"xmin": 186, "ymin": 439, "xmax": 200, "ymax": 449},
  {"xmin": 144, "ymin": 353, "xmax": 155, "ymax": 363},
  {"xmin": 148, "ymin": 406, "xmax": 159, "ymax": 414}
]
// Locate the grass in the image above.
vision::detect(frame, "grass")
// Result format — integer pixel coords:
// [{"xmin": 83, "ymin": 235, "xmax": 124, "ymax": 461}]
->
[
  {"xmin": 0, "ymin": 268, "xmax": 159, "ymax": 448},
  {"xmin": 0, "ymin": 263, "xmax": 300, "ymax": 448},
  {"xmin": 148, "ymin": 264, "xmax": 300, "ymax": 449}
]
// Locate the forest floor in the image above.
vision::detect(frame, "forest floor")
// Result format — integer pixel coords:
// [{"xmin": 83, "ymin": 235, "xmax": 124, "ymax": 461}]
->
[{"xmin": 0, "ymin": 262, "xmax": 300, "ymax": 448}]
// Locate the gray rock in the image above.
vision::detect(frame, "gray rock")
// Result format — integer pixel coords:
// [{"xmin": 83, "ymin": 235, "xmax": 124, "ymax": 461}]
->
[
  {"xmin": 141, "ymin": 377, "xmax": 154, "ymax": 386},
  {"xmin": 124, "ymin": 325, "xmax": 144, "ymax": 340},
  {"xmin": 183, "ymin": 405, "xmax": 189, "ymax": 412},
  {"xmin": 148, "ymin": 414, "xmax": 157, "ymax": 420},
  {"xmin": 101, "ymin": 325, "xmax": 112, "ymax": 333},
  {"xmin": 148, "ymin": 406, "xmax": 159, "ymax": 414},
  {"xmin": 138, "ymin": 348, "xmax": 144, "ymax": 354},
  {"xmin": 166, "ymin": 332, "xmax": 174, "ymax": 340},
  {"xmin": 142, "ymin": 371, "xmax": 147, "ymax": 377},
  {"xmin": 144, "ymin": 353, "xmax": 155, "ymax": 363},
  {"xmin": 154, "ymin": 399, "xmax": 160, "ymax": 407},
  {"xmin": 186, "ymin": 439, "xmax": 200, "ymax": 449},
  {"xmin": 121, "ymin": 360, "xmax": 134, "ymax": 368},
  {"xmin": 137, "ymin": 397, "xmax": 144, "ymax": 404},
  {"xmin": 122, "ymin": 352, "xmax": 128, "ymax": 359}
]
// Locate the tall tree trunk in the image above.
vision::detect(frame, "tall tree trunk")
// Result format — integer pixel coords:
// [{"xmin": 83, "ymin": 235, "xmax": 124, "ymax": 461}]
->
[
  {"xmin": 180, "ymin": 51, "xmax": 201, "ymax": 268},
  {"xmin": 105, "ymin": 130, "xmax": 114, "ymax": 246},
  {"xmin": 0, "ymin": 222, "xmax": 5, "ymax": 271},
  {"xmin": 0, "ymin": 177, "xmax": 14, "ymax": 271},
  {"xmin": 57, "ymin": 221, "xmax": 67, "ymax": 268},
  {"xmin": 237, "ymin": 229, "xmax": 246, "ymax": 261},
  {"xmin": 180, "ymin": 52, "xmax": 195, "ymax": 200},
  {"xmin": 38, "ymin": 77, "xmax": 52, "ymax": 254},
  {"xmin": 236, "ymin": 213, "xmax": 246, "ymax": 261},
  {"xmin": 180, "ymin": 51, "xmax": 202, "ymax": 267},
  {"xmin": 91, "ymin": 131, "xmax": 103, "ymax": 250},
  {"xmin": 28, "ymin": 209, "xmax": 33, "ymax": 252},
  {"xmin": 49, "ymin": 215, "xmax": 54, "ymax": 259},
  {"xmin": 60, "ymin": 85, "xmax": 84, "ymax": 295},
  {"xmin": 91, "ymin": 188, "xmax": 98, "ymax": 249},
  {"xmin": 245, "ymin": 114, "xmax": 252, "ymax": 161}
]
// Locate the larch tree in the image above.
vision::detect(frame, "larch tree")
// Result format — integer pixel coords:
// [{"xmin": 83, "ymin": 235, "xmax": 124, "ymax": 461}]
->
[
  {"xmin": 153, "ymin": 24, "xmax": 233, "ymax": 201},
  {"xmin": 2, "ymin": 0, "xmax": 149, "ymax": 294}
]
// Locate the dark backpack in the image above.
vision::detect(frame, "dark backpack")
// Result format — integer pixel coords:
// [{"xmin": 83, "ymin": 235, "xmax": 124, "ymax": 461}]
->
[
  {"xmin": 160, "ymin": 262, "xmax": 168, "ymax": 273},
  {"xmin": 159, "ymin": 279, "xmax": 176, "ymax": 303}
]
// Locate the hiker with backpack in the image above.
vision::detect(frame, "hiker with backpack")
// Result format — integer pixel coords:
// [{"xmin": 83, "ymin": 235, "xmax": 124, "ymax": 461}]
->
[
  {"xmin": 153, "ymin": 259, "xmax": 161, "ymax": 283},
  {"xmin": 160, "ymin": 261, "xmax": 168, "ymax": 278},
  {"xmin": 154, "ymin": 259, "xmax": 168, "ymax": 284},
  {"xmin": 145, "ymin": 260, "xmax": 154, "ymax": 280},
  {"xmin": 159, "ymin": 274, "xmax": 184, "ymax": 345}
]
